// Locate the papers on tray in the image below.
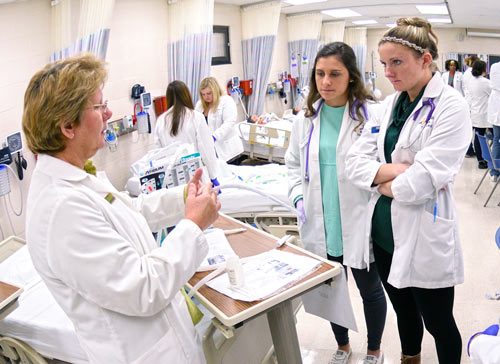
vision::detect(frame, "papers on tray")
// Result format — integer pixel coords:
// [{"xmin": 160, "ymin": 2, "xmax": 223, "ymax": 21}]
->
[
  {"xmin": 197, "ymin": 228, "xmax": 237, "ymax": 272},
  {"xmin": 206, "ymin": 249, "xmax": 321, "ymax": 302}
]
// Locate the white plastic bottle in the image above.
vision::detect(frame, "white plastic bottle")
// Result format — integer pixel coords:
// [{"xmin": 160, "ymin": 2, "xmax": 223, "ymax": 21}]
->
[{"xmin": 226, "ymin": 256, "xmax": 245, "ymax": 288}]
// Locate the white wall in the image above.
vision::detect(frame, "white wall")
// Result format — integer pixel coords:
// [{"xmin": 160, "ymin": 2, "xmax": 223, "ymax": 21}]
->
[
  {"xmin": 211, "ymin": 6, "xmax": 291, "ymax": 120},
  {"xmin": 0, "ymin": 0, "xmax": 51, "ymax": 239},
  {"xmin": 211, "ymin": 3, "xmax": 245, "ymax": 121},
  {"xmin": 92, "ymin": 0, "xmax": 168, "ymax": 190},
  {"xmin": 366, "ymin": 27, "xmax": 500, "ymax": 98}
]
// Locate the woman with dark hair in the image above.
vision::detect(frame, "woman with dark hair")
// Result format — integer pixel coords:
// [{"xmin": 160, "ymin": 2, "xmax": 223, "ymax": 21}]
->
[
  {"xmin": 154, "ymin": 80, "xmax": 220, "ymax": 186},
  {"xmin": 441, "ymin": 59, "xmax": 464, "ymax": 95},
  {"xmin": 346, "ymin": 17, "xmax": 470, "ymax": 363},
  {"xmin": 469, "ymin": 60, "xmax": 492, "ymax": 169},
  {"xmin": 285, "ymin": 42, "xmax": 387, "ymax": 364}
]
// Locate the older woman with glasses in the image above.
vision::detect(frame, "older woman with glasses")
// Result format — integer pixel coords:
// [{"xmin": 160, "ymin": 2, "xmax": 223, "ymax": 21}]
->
[{"xmin": 22, "ymin": 54, "xmax": 219, "ymax": 364}]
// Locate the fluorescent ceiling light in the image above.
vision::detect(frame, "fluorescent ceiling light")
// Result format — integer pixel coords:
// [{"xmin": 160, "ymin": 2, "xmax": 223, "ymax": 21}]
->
[
  {"xmin": 416, "ymin": 4, "xmax": 448, "ymax": 15},
  {"xmin": 386, "ymin": 23, "xmax": 397, "ymax": 28},
  {"xmin": 467, "ymin": 29, "xmax": 500, "ymax": 38},
  {"xmin": 321, "ymin": 8, "xmax": 361, "ymax": 18},
  {"xmin": 352, "ymin": 19, "xmax": 378, "ymax": 25},
  {"xmin": 428, "ymin": 17, "xmax": 452, "ymax": 23},
  {"xmin": 283, "ymin": 0, "xmax": 326, "ymax": 5}
]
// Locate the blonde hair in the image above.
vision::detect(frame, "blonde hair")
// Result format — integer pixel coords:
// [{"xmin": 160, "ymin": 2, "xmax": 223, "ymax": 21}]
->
[
  {"xmin": 198, "ymin": 77, "xmax": 223, "ymax": 114},
  {"xmin": 379, "ymin": 17, "xmax": 439, "ymax": 60},
  {"xmin": 22, "ymin": 54, "xmax": 107, "ymax": 155}
]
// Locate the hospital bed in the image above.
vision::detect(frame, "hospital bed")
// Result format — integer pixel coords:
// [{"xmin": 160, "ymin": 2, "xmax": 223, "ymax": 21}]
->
[
  {"xmin": 238, "ymin": 119, "xmax": 293, "ymax": 164},
  {"xmin": 0, "ymin": 229, "xmax": 300, "ymax": 364},
  {"xmin": 217, "ymin": 163, "xmax": 300, "ymax": 239},
  {"xmin": 125, "ymin": 152, "xmax": 300, "ymax": 240}
]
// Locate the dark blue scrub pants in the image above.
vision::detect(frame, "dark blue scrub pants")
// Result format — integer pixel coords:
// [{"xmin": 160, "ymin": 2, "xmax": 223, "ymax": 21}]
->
[{"xmin": 327, "ymin": 254, "xmax": 387, "ymax": 351}]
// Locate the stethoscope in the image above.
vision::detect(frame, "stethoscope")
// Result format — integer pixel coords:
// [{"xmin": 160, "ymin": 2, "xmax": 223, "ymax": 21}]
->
[
  {"xmin": 401, "ymin": 98, "xmax": 436, "ymax": 151},
  {"xmin": 304, "ymin": 99, "xmax": 368, "ymax": 182}
]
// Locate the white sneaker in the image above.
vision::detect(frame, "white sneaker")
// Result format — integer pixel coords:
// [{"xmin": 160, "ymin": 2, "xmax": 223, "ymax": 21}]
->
[
  {"xmin": 330, "ymin": 349, "xmax": 352, "ymax": 364},
  {"xmin": 358, "ymin": 353, "xmax": 384, "ymax": 364},
  {"xmin": 490, "ymin": 175, "xmax": 499, "ymax": 182}
]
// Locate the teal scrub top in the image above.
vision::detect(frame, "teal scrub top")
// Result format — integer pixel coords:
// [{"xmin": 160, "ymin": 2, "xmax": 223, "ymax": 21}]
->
[{"xmin": 319, "ymin": 103, "xmax": 345, "ymax": 257}]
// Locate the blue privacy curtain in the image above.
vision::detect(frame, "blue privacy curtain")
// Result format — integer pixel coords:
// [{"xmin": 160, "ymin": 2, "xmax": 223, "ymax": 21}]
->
[
  {"xmin": 344, "ymin": 27, "xmax": 368, "ymax": 83},
  {"xmin": 167, "ymin": 0, "xmax": 214, "ymax": 104},
  {"xmin": 241, "ymin": 1, "xmax": 281, "ymax": 115},
  {"xmin": 50, "ymin": 0, "xmax": 115, "ymax": 62},
  {"xmin": 287, "ymin": 13, "xmax": 322, "ymax": 108}
]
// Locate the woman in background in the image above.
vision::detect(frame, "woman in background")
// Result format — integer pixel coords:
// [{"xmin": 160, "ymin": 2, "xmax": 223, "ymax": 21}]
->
[
  {"xmin": 286, "ymin": 42, "xmax": 387, "ymax": 364},
  {"xmin": 155, "ymin": 80, "xmax": 220, "ymax": 187},
  {"xmin": 346, "ymin": 17, "xmax": 470, "ymax": 364},
  {"xmin": 196, "ymin": 77, "xmax": 244, "ymax": 163},
  {"xmin": 487, "ymin": 62, "xmax": 500, "ymax": 182},
  {"xmin": 464, "ymin": 55, "xmax": 480, "ymax": 157},
  {"xmin": 441, "ymin": 59, "xmax": 464, "ymax": 95},
  {"xmin": 469, "ymin": 60, "xmax": 492, "ymax": 170}
]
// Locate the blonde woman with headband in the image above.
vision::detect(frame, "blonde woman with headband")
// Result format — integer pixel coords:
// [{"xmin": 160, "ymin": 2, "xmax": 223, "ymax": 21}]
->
[
  {"xmin": 346, "ymin": 17, "xmax": 471, "ymax": 364},
  {"xmin": 196, "ymin": 77, "xmax": 244, "ymax": 162}
]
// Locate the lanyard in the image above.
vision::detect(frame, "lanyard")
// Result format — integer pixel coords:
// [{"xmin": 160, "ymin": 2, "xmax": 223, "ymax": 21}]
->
[
  {"xmin": 304, "ymin": 100, "xmax": 323, "ymax": 182},
  {"xmin": 401, "ymin": 98, "xmax": 436, "ymax": 151}
]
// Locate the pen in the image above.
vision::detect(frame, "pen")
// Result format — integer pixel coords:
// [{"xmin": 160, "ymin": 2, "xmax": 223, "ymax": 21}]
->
[
  {"xmin": 276, "ymin": 234, "xmax": 291, "ymax": 248},
  {"xmin": 224, "ymin": 228, "xmax": 247, "ymax": 236}
]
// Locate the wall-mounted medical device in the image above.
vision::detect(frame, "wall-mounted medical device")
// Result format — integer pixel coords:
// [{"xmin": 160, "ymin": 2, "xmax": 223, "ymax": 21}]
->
[
  {"xmin": 140, "ymin": 92, "xmax": 152, "ymax": 110},
  {"xmin": 5, "ymin": 132, "xmax": 27, "ymax": 180},
  {"xmin": 227, "ymin": 78, "xmax": 253, "ymax": 96}
]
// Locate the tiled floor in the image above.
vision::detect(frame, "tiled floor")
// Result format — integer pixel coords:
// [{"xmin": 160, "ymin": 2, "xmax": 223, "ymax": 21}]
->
[{"xmin": 295, "ymin": 157, "xmax": 500, "ymax": 364}]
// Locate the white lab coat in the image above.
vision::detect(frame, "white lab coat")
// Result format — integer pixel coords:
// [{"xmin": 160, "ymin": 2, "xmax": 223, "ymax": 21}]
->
[
  {"xmin": 488, "ymin": 63, "xmax": 500, "ymax": 127},
  {"xmin": 154, "ymin": 108, "xmax": 218, "ymax": 179},
  {"xmin": 470, "ymin": 335, "xmax": 500, "ymax": 364},
  {"xmin": 441, "ymin": 71, "xmax": 464, "ymax": 96},
  {"xmin": 26, "ymin": 155, "xmax": 207, "ymax": 364},
  {"xmin": 286, "ymin": 99, "xmax": 374, "ymax": 268},
  {"xmin": 463, "ymin": 67, "xmax": 474, "ymax": 106},
  {"xmin": 469, "ymin": 76, "xmax": 492, "ymax": 128},
  {"xmin": 345, "ymin": 72, "xmax": 471, "ymax": 289},
  {"xmin": 195, "ymin": 95, "xmax": 244, "ymax": 162},
  {"xmin": 285, "ymin": 99, "xmax": 375, "ymax": 329}
]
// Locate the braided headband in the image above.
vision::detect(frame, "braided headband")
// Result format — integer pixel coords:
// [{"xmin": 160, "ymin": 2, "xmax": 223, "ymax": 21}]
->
[{"xmin": 381, "ymin": 36, "xmax": 426, "ymax": 54}]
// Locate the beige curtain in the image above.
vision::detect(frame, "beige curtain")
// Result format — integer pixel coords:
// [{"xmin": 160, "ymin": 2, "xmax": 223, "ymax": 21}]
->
[
  {"xmin": 344, "ymin": 27, "xmax": 368, "ymax": 82},
  {"xmin": 50, "ymin": 0, "xmax": 115, "ymax": 61},
  {"xmin": 320, "ymin": 21, "xmax": 346, "ymax": 47},
  {"xmin": 167, "ymin": 0, "xmax": 214, "ymax": 103},
  {"xmin": 241, "ymin": 1, "xmax": 281, "ymax": 40},
  {"xmin": 287, "ymin": 13, "xmax": 322, "ymax": 42}
]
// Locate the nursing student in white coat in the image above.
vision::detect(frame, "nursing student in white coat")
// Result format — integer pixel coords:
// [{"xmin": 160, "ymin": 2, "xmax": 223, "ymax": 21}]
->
[
  {"xmin": 345, "ymin": 17, "xmax": 471, "ymax": 364},
  {"xmin": 285, "ymin": 42, "xmax": 387, "ymax": 364},
  {"xmin": 469, "ymin": 60, "xmax": 492, "ymax": 169},
  {"xmin": 487, "ymin": 62, "xmax": 500, "ymax": 181},
  {"xmin": 22, "ymin": 55, "xmax": 220, "ymax": 363},
  {"xmin": 155, "ymin": 80, "xmax": 220, "ymax": 187},
  {"xmin": 441, "ymin": 59, "xmax": 464, "ymax": 95},
  {"xmin": 468, "ymin": 324, "xmax": 500, "ymax": 364},
  {"xmin": 195, "ymin": 77, "xmax": 244, "ymax": 162}
]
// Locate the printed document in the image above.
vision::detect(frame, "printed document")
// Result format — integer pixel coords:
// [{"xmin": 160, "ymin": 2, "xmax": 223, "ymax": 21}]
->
[
  {"xmin": 197, "ymin": 228, "xmax": 237, "ymax": 272},
  {"xmin": 206, "ymin": 249, "xmax": 321, "ymax": 301}
]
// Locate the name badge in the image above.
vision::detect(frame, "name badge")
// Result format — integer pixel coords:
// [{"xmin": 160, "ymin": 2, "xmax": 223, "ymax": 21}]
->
[
  {"xmin": 371, "ymin": 126, "xmax": 380, "ymax": 134},
  {"xmin": 104, "ymin": 192, "xmax": 115, "ymax": 204}
]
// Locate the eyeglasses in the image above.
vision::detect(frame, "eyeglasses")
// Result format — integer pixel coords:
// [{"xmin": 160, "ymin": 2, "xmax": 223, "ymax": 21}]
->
[{"xmin": 93, "ymin": 100, "xmax": 108, "ymax": 113}]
